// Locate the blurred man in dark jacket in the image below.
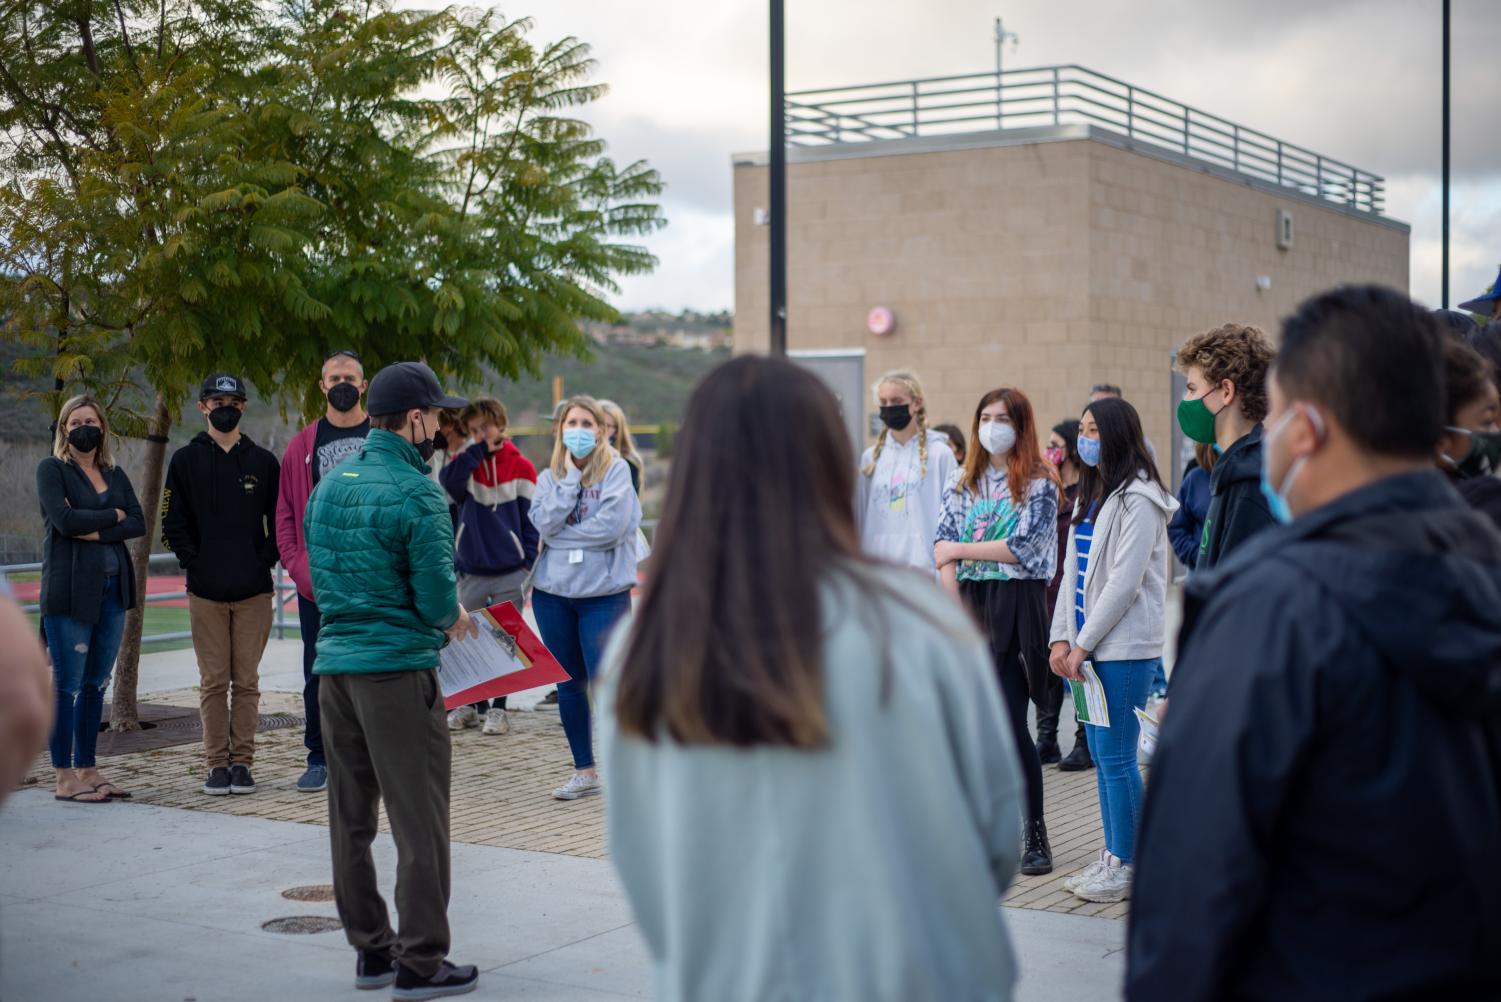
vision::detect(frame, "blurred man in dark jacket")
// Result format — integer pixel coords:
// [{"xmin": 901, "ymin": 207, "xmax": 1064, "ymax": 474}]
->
[{"xmin": 1128, "ymin": 285, "xmax": 1501, "ymax": 1002}]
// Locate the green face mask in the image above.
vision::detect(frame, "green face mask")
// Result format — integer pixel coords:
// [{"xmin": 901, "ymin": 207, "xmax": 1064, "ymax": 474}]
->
[{"xmin": 1177, "ymin": 392, "xmax": 1224, "ymax": 444}]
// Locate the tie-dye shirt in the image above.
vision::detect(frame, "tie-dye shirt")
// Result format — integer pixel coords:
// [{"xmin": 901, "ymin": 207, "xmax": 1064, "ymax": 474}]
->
[{"xmin": 935, "ymin": 467, "xmax": 1059, "ymax": 582}]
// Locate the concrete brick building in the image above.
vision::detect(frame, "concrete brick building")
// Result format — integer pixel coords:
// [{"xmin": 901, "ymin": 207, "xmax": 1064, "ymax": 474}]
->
[{"xmin": 734, "ymin": 67, "xmax": 1409, "ymax": 481}]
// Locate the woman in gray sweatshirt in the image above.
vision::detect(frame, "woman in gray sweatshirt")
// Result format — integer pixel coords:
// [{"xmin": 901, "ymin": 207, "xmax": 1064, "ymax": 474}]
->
[
  {"xmin": 601, "ymin": 357, "xmax": 1025, "ymax": 1002},
  {"xmin": 1048, "ymin": 397, "xmax": 1177, "ymax": 906}
]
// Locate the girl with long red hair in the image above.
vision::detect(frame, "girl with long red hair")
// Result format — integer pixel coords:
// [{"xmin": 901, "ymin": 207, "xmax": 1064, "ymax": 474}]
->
[{"xmin": 934, "ymin": 386, "xmax": 1062, "ymax": 876}]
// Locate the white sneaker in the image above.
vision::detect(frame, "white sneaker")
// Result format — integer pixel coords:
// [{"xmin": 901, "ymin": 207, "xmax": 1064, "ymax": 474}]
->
[
  {"xmin": 481, "ymin": 708, "xmax": 510, "ymax": 736},
  {"xmin": 552, "ymin": 772, "xmax": 601, "ymax": 801},
  {"xmin": 1064, "ymin": 849, "xmax": 1109, "ymax": 893},
  {"xmin": 447, "ymin": 705, "xmax": 479, "ymax": 731},
  {"xmin": 1073, "ymin": 855, "xmax": 1133, "ymax": 903}
]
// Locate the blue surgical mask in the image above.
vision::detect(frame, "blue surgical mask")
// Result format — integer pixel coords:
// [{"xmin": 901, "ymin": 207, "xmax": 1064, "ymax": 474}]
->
[
  {"xmin": 1077, "ymin": 435, "xmax": 1102, "ymax": 468},
  {"xmin": 562, "ymin": 428, "xmax": 597, "ymax": 459},
  {"xmin": 1259, "ymin": 406, "xmax": 1321, "ymax": 525}
]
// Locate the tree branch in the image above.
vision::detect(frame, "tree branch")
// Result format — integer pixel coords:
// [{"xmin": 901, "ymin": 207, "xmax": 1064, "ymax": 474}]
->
[{"xmin": 113, "ymin": 0, "xmax": 144, "ymax": 86}]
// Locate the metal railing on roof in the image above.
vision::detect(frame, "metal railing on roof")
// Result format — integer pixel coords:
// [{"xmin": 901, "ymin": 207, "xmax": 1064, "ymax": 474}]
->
[{"xmin": 786, "ymin": 64, "xmax": 1385, "ymax": 215}]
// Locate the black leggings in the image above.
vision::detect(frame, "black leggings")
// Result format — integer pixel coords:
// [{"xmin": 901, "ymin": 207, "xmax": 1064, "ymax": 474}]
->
[{"xmin": 997, "ymin": 649, "xmax": 1045, "ymax": 826}]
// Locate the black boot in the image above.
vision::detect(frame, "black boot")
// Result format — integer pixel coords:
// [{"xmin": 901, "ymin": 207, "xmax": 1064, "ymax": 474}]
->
[
  {"xmin": 1034, "ymin": 676, "xmax": 1063, "ymax": 764},
  {"xmin": 1020, "ymin": 818, "xmax": 1053, "ymax": 876},
  {"xmin": 1058, "ymin": 722, "xmax": 1094, "ymax": 772}
]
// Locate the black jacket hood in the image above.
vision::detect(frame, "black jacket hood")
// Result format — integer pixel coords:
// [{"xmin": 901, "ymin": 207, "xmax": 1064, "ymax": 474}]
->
[
  {"xmin": 1234, "ymin": 470, "xmax": 1501, "ymax": 718},
  {"xmin": 1210, "ymin": 423, "xmax": 1264, "ymax": 487}
]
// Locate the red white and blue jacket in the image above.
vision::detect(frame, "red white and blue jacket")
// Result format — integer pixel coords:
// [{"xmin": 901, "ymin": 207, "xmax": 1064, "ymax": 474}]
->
[{"xmin": 440, "ymin": 439, "xmax": 539, "ymax": 577}]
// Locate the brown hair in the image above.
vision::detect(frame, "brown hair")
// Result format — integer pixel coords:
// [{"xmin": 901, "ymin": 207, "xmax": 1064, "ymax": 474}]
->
[
  {"xmin": 53, "ymin": 395, "xmax": 116, "ymax": 470},
  {"xmin": 614, "ymin": 356, "xmax": 887, "ymax": 747},
  {"xmin": 1443, "ymin": 338, "xmax": 1498, "ymax": 424},
  {"xmin": 1193, "ymin": 440, "xmax": 1218, "ymax": 477},
  {"xmin": 957, "ymin": 387, "xmax": 1060, "ymax": 504},
  {"xmin": 464, "ymin": 397, "xmax": 509, "ymax": 432},
  {"xmin": 1176, "ymin": 323, "xmax": 1274, "ymax": 423}
]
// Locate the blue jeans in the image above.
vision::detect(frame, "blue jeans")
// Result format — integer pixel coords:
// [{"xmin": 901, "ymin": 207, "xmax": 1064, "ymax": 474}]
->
[
  {"xmin": 43, "ymin": 576, "xmax": 127, "ymax": 769},
  {"xmin": 298, "ymin": 594, "xmax": 324, "ymax": 767},
  {"xmin": 1150, "ymin": 660, "xmax": 1169, "ymax": 698},
  {"xmin": 531, "ymin": 588, "xmax": 633, "ymax": 770},
  {"xmin": 1081, "ymin": 657, "xmax": 1158, "ymax": 864}
]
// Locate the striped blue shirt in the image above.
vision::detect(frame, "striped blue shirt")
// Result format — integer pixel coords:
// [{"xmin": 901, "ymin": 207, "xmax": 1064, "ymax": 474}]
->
[{"xmin": 1074, "ymin": 506, "xmax": 1097, "ymax": 633}]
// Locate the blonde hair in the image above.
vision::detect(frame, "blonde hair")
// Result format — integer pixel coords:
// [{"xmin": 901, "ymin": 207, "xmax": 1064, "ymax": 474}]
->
[
  {"xmin": 597, "ymin": 399, "xmax": 642, "ymax": 469},
  {"xmin": 549, "ymin": 395, "xmax": 618, "ymax": 487},
  {"xmin": 862, "ymin": 370, "xmax": 929, "ymax": 479},
  {"xmin": 53, "ymin": 395, "xmax": 116, "ymax": 470}
]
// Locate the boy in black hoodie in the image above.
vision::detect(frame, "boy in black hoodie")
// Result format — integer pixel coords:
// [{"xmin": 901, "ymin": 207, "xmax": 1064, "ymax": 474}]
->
[
  {"xmin": 162, "ymin": 374, "xmax": 281, "ymax": 797},
  {"xmin": 1174, "ymin": 323, "xmax": 1277, "ymax": 571}
]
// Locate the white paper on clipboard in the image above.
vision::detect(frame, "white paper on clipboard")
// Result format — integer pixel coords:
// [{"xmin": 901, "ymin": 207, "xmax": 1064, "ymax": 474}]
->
[{"xmin": 438, "ymin": 617, "xmax": 531, "ymax": 700}]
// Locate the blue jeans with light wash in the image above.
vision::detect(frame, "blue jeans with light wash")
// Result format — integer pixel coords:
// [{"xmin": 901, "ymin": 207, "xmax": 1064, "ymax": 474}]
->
[
  {"xmin": 43, "ymin": 575, "xmax": 127, "ymax": 769},
  {"xmin": 531, "ymin": 588, "xmax": 633, "ymax": 770},
  {"xmin": 1080, "ymin": 657, "xmax": 1158, "ymax": 864}
]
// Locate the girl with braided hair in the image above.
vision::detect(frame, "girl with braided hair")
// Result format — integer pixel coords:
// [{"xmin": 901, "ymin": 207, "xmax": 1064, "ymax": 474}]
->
[{"xmin": 856, "ymin": 370, "xmax": 957, "ymax": 573}]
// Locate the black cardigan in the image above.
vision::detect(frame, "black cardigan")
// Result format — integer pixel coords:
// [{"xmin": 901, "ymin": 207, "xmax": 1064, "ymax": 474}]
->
[{"xmin": 36, "ymin": 456, "xmax": 146, "ymax": 625}]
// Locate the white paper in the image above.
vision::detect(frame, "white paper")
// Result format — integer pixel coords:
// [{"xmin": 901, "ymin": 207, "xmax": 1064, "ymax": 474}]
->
[
  {"xmin": 438, "ymin": 620, "xmax": 531, "ymax": 699},
  {"xmin": 1070, "ymin": 662, "xmax": 1111, "ymax": 727},
  {"xmin": 1134, "ymin": 705, "xmax": 1159, "ymax": 756}
]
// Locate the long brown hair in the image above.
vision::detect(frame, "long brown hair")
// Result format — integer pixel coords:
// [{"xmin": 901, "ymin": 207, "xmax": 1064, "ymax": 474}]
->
[
  {"xmin": 613, "ymin": 355, "xmax": 873, "ymax": 747},
  {"xmin": 957, "ymin": 387, "xmax": 1059, "ymax": 502}
]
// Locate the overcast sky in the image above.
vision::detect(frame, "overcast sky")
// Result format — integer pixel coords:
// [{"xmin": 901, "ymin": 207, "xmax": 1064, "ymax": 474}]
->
[{"xmin": 513, "ymin": 0, "xmax": 1500, "ymax": 314}]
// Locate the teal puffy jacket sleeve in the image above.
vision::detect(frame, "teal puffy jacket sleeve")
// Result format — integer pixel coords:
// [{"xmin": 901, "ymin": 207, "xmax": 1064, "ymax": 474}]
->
[{"xmin": 403, "ymin": 480, "xmax": 461, "ymax": 631}]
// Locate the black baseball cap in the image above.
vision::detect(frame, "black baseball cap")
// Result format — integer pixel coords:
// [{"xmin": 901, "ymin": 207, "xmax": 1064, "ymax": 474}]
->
[
  {"xmin": 200, "ymin": 373, "xmax": 248, "ymax": 401},
  {"xmin": 366, "ymin": 361, "xmax": 468, "ymax": 417}
]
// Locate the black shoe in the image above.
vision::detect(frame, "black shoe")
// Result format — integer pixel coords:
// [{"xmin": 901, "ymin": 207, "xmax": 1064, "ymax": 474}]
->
[
  {"xmin": 355, "ymin": 950, "xmax": 395, "ymax": 990},
  {"xmin": 541, "ymin": 689, "xmax": 559, "ymax": 705},
  {"xmin": 1035, "ymin": 737, "xmax": 1061, "ymax": 765},
  {"xmin": 1019, "ymin": 818, "xmax": 1053, "ymax": 876},
  {"xmin": 203, "ymin": 767, "xmax": 231, "ymax": 796},
  {"xmin": 393, "ymin": 961, "xmax": 478, "ymax": 1000},
  {"xmin": 228, "ymin": 764, "xmax": 256, "ymax": 794},
  {"xmin": 1058, "ymin": 740, "xmax": 1094, "ymax": 772}
]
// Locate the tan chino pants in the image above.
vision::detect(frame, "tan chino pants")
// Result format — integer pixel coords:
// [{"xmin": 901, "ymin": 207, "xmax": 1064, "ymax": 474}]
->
[{"xmin": 188, "ymin": 592, "xmax": 273, "ymax": 769}]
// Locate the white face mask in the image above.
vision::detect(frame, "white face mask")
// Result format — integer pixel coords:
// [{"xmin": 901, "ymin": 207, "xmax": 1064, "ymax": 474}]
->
[{"xmin": 979, "ymin": 421, "xmax": 1017, "ymax": 456}]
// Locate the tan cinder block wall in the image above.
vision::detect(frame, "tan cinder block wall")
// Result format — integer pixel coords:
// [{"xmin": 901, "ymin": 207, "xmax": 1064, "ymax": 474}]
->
[{"xmin": 734, "ymin": 136, "xmax": 1409, "ymax": 461}]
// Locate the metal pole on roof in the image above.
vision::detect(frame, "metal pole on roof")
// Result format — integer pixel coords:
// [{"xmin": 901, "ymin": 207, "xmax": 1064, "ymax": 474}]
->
[
  {"xmin": 1441, "ymin": 0, "xmax": 1451, "ymax": 308},
  {"xmin": 769, "ymin": 0, "xmax": 788, "ymax": 355}
]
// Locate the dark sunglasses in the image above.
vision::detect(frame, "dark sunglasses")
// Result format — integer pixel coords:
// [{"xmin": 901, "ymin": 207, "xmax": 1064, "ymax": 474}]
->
[{"xmin": 324, "ymin": 349, "xmax": 361, "ymax": 362}]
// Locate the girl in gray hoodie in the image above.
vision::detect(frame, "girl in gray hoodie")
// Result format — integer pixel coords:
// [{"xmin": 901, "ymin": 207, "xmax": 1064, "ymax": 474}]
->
[
  {"xmin": 1048, "ymin": 396, "xmax": 1177, "ymax": 905},
  {"xmin": 602, "ymin": 357, "xmax": 1024, "ymax": 1002}
]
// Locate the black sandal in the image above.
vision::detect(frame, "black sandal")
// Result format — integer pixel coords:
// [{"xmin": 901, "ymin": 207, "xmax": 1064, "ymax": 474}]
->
[
  {"xmin": 93, "ymin": 783, "xmax": 132, "ymax": 800},
  {"xmin": 55, "ymin": 790, "xmax": 111, "ymax": 803}
]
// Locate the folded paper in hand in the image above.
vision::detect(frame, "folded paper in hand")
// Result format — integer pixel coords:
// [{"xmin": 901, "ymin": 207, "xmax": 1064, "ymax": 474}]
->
[{"xmin": 439, "ymin": 602, "xmax": 569, "ymax": 711}]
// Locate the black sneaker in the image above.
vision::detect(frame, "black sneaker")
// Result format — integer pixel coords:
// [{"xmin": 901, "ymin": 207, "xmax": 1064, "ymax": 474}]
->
[
  {"xmin": 228, "ymin": 764, "xmax": 257, "ymax": 794},
  {"xmin": 1058, "ymin": 741, "xmax": 1094, "ymax": 772},
  {"xmin": 1019, "ymin": 818, "xmax": 1054, "ymax": 876},
  {"xmin": 354, "ymin": 950, "xmax": 395, "ymax": 991},
  {"xmin": 203, "ymin": 767, "xmax": 231, "ymax": 796},
  {"xmin": 392, "ymin": 961, "xmax": 478, "ymax": 1000}
]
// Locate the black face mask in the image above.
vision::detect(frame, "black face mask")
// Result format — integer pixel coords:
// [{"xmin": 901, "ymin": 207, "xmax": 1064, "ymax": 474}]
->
[
  {"xmin": 209, "ymin": 405, "xmax": 242, "ymax": 433},
  {"xmin": 1454, "ymin": 429, "xmax": 1501, "ymax": 479},
  {"xmin": 326, "ymin": 382, "xmax": 361, "ymax": 413},
  {"xmin": 879, "ymin": 404, "xmax": 913, "ymax": 432},
  {"xmin": 67, "ymin": 425, "xmax": 103, "ymax": 455},
  {"xmin": 412, "ymin": 415, "xmax": 436, "ymax": 463},
  {"xmin": 433, "ymin": 429, "xmax": 449, "ymax": 453}
]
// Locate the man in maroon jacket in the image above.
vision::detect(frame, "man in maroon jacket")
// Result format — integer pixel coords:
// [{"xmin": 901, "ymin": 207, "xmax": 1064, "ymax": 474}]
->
[{"xmin": 275, "ymin": 349, "xmax": 369, "ymax": 793}]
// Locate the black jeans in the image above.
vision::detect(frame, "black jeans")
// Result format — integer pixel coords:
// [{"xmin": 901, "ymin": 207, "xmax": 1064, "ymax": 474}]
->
[{"xmin": 298, "ymin": 594, "xmax": 324, "ymax": 767}]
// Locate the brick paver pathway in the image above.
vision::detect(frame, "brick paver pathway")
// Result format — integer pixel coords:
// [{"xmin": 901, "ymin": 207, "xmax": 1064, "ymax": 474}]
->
[{"xmin": 24, "ymin": 689, "xmax": 1128, "ymax": 920}]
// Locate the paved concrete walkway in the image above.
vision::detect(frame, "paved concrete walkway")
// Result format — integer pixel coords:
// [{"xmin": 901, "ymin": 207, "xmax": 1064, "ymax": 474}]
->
[{"xmin": 0, "ymin": 796, "xmax": 1124, "ymax": 1001}]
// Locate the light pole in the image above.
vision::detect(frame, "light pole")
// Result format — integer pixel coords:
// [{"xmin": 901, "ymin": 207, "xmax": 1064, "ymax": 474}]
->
[
  {"xmin": 769, "ymin": 0, "xmax": 787, "ymax": 355},
  {"xmin": 1441, "ymin": 0, "xmax": 1450, "ymax": 308},
  {"xmin": 994, "ymin": 16, "xmax": 1019, "ymax": 129}
]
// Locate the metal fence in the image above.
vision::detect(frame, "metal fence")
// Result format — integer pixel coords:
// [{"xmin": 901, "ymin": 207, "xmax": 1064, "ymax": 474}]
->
[
  {"xmin": 786, "ymin": 64, "xmax": 1385, "ymax": 215},
  {"xmin": 4, "ymin": 551, "xmax": 300, "ymax": 645},
  {"xmin": 4, "ymin": 520, "xmax": 661, "ymax": 647}
]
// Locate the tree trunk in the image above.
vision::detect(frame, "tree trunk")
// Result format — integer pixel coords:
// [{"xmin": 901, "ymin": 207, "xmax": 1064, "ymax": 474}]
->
[{"xmin": 110, "ymin": 393, "xmax": 172, "ymax": 731}]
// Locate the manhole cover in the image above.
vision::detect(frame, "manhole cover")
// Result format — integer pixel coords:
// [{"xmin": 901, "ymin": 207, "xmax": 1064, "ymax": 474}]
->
[
  {"xmin": 281, "ymin": 884, "xmax": 336, "ymax": 902},
  {"xmin": 262, "ymin": 916, "xmax": 342, "ymax": 935}
]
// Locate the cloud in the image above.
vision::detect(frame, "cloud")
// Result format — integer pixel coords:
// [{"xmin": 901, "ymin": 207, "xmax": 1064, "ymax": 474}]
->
[{"xmin": 446, "ymin": 0, "xmax": 1501, "ymax": 312}]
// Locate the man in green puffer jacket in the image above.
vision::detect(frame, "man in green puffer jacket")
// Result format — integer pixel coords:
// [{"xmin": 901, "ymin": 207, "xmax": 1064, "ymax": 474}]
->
[{"xmin": 304, "ymin": 360, "xmax": 482, "ymax": 1000}]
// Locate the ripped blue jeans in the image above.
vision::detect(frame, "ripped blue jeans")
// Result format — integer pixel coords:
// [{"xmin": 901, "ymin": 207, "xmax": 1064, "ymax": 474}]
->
[{"xmin": 43, "ymin": 576, "xmax": 126, "ymax": 769}]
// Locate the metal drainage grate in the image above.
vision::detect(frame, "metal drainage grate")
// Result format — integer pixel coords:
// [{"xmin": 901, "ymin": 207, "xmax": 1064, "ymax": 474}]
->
[
  {"xmin": 262, "ymin": 916, "xmax": 343, "ymax": 935},
  {"xmin": 95, "ymin": 704, "xmax": 305, "ymax": 756},
  {"xmin": 281, "ymin": 884, "xmax": 337, "ymax": 902}
]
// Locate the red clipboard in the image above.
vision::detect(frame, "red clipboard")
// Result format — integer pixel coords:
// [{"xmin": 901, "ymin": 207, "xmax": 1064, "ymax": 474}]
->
[{"xmin": 441, "ymin": 601, "xmax": 569, "ymax": 710}]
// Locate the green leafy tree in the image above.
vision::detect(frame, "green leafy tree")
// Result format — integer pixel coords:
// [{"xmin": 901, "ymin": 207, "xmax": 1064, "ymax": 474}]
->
[{"xmin": 0, "ymin": 0, "xmax": 664, "ymax": 727}]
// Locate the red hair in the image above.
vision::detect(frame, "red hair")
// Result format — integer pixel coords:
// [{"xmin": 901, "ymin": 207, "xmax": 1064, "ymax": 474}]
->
[{"xmin": 959, "ymin": 387, "xmax": 1061, "ymax": 503}]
